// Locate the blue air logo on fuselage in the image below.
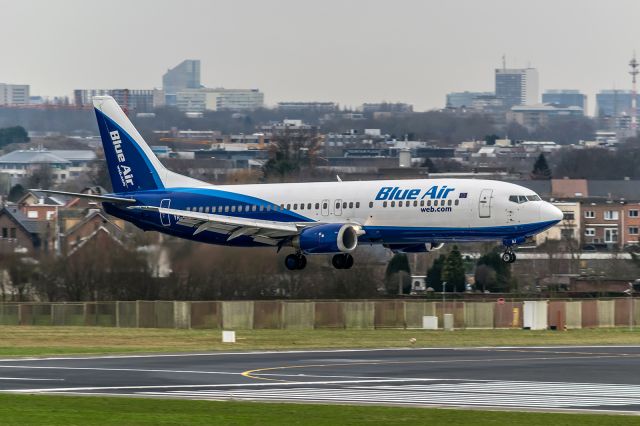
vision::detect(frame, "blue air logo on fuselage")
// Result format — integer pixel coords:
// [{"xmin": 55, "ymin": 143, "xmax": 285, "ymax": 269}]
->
[
  {"xmin": 375, "ymin": 185, "xmax": 455, "ymax": 201},
  {"xmin": 109, "ymin": 130, "xmax": 134, "ymax": 187}
]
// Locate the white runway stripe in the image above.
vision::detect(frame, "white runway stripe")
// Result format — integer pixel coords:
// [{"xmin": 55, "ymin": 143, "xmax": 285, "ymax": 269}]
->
[{"xmin": 136, "ymin": 380, "xmax": 640, "ymax": 409}]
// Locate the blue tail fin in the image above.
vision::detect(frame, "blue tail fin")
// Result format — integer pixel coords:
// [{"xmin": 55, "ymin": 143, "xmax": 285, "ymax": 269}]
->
[{"xmin": 93, "ymin": 96, "xmax": 165, "ymax": 193}]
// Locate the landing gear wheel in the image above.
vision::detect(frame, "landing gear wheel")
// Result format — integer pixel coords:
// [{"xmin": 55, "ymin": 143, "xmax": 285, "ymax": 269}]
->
[
  {"xmin": 332, "ymin": 253, "xmax": 354, "ymax": 269},
  {"xmin": 501, "ymin": 250, "xmax": 516, "ymax": 263},
  {"xmin": 285, "ymin": 253, "xmax": 307, "ymax": 270}
]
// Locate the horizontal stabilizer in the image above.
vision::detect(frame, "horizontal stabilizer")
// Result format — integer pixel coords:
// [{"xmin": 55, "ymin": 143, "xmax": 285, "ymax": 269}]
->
[{"xmin": 30, "ymin": 189, "xmax": 137, "ymax": 204}]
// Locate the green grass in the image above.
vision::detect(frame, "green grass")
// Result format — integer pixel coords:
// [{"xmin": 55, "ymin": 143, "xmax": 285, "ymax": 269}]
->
[
  {"xmin": 0, "ymin": 326, "xmax": 638, "ymax": 357},
  {"xmin": 0, "ymin": 394, "xmax": 637, "ymax": 425}
]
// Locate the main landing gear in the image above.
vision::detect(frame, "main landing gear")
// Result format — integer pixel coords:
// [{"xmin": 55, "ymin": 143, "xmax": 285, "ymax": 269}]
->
[
  {"xmin": 285, "ymin": 253, "xmax": 307, "ymax": 270},
  {"xmin": 332, "ymin": 253, "xmax": 354, "ymax": 269},
  {"xmin": 501, "ymin": 247, "xmax": 517, "ymax": 263}
]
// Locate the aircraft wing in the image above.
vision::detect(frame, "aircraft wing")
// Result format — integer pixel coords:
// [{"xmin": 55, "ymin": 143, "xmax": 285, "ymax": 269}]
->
[{"xmin": 130, "ymin": 205, "xmax": 311, "ymax": 246}]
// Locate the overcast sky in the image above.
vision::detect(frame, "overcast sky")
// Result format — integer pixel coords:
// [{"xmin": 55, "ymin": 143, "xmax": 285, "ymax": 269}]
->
[{"xmin": 1, "ymin": 0, "xmax": 639, "ymax": 112}]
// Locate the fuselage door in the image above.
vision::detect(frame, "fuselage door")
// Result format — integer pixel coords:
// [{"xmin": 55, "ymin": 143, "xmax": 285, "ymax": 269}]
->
[
  {"xmin": 321, "ymin": 199, "xmax": 329, "ymax": 216},
  {"xmin": 334, "ymin": 199, "xmax": 343, "ymax": 216},
  {"xmin": 478, "ymin": 189, "xmax": 492, "ymax": 218},
  {"xmin": 160, "ymin": 198, "xmax": 171, "ymax": 226}
]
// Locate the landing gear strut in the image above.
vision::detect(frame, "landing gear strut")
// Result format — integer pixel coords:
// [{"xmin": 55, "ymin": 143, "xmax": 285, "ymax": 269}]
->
[
  {"xmin": 332, "ymin": 253, "xmax": 354, "ymax": 269},
  {"xmin": 285, "ymin": 253, "xmax": 307, "ymax": 270},
  {"xmin": 501, "ymin": 248, "xmax": 516, "ymax": 263}
]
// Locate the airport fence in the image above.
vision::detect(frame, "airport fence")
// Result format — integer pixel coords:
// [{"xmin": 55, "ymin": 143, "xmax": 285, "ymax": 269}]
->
[{"xmin": 0, "ymin": 299, "xmax": 638, "ymax": 330}]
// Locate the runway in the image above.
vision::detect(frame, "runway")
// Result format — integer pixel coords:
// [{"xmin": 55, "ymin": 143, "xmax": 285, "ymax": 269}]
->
[{"xmin": 1, "ymin": 345, "xmax": 640, "ymax": 414}]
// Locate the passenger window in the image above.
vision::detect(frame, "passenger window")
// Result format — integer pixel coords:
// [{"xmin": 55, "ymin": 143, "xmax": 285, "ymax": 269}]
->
[
  {"xmin": 294, "ymin": 204, "xmax": 298, "ymax": 210},
  {"xmin": 323, "ymin": 202, "xmax": 328, "ymax": 209},
  {"xmin": 349, "ymin": 202, "xmax": 353, "ymax": 209},
  {"xmin": 335, "ymin": 202, "xmax": 340, "ymax": 209},
  {"xmin": 383, "ymin": 201, "xmax": 387, "ymax": 208},
  {"xmin": 231, "ymin": 206, "xmax": 236, "ymax": 212},
  {"xmin": 413, "ymin": 200, "xmax": 418, "ymax": 207},
  {"xmin": 448, "ymin": 200, "xmax": 452, "ymax": 206},
  {"xmin": 427, "ymin": 200, "xmax": 431, "ymax": 206},
  {"xmin": 369, "ymin": 202, "xmax": 373, "ymax": 208},
  {"xmin": 434, "ymin": 200, "xmax": 438, "ymax": 206},
  {"xmin": 315, "ymin": 203, "xmax": 320, "ymax": 209},
  {"xmin": 224, "ymin": 206, "xmax": 229, "ymax": 212},
  {"xmin": 252, "ymin": 205, "xmax": 257, "ymax": 212},
  {"xmin": 267, "ymin": 205, "xmax": 271, "ymax": 211},
  {"xmin": 300, "ymin": 204, "xmax": 304, "ymax": 210},
  {"xmin": 186, "ymin": 207, "xmax": 190, "ymax": 211},
  {"xmin": 420, "ymin": 200, "xmax": 424, "ymax": 206},
  {"xmin": 399, "ymin": 201, "xmax": 403, "ymax": 207},
  {"xmin": 391, "ymin": 201, "xmax": 395, "ymax": 207},
  {"xmin": 307, "ymin": 203, "xmax": 312, "ymax": 209},
  {"xmin": 343, "ymin": 202, "xmax": 347, "ymax": 209},
  {"xmin": 356, "ymin": 202, "xmax": 360, "ymax": 208},
  {"xmin": 455, "ymin": 199, "xmax": 459, "ymax": 206},
  {"xmin": 406, "ymin": 202, "xmax": 410, "ymax": 208},
  {"xmin": 260, "ymin": 205, "xmax": 264, "ymax": 211},
  {"xmin": 287, "ymin": 204, "xmax": 291, "ymax": 210}
]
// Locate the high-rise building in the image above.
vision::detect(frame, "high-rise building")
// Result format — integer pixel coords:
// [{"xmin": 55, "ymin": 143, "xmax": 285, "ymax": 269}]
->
[
  {"xmin": 162, "ymin": 60, "xmax": 201, "ymax": 106},
  {"xmin": 495, "ymin": 68, "xmax": 539, "ymax": 108},
  {"xmin": 596, "ymin": 90, "xmax": 640, "ymax": 118},
  {"xmin": 542, "ymin": 90, "xmax": 587, "ymax": 112},
  {"xmin": 446, "ymin": 91, "xmax": 494, "ymax": 108},
  {"xmin": 176, "ymin": 88, "xmax": 264, "ymax": 112},
  {"xmin": 0, "ymin": 84, "xmax": 30, "ymax": 106}
]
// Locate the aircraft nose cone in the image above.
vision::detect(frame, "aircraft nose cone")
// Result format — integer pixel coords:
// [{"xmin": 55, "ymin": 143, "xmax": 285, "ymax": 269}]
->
[{"xmin": 540, "ymin": 202, "xmax": 563, "ymax": 223}]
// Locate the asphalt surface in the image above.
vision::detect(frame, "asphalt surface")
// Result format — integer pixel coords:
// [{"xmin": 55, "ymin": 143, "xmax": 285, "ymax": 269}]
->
[{"xmin": 1, "ymin": 346, "xmax": 640, "ymax": 413}]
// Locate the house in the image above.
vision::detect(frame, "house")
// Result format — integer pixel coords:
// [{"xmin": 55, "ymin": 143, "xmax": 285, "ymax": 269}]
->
[
  {"xmin": 59, "ymin": 209, "xmax": 125, "ymax": 255},
  {"xmin": 0, "ymin": 206, "xmax": 51, "ymax": 254}
]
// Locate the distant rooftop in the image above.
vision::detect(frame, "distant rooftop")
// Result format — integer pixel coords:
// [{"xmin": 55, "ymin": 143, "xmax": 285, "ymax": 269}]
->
[{"xmin": 0, "ymin": 149, "xmax": 95, "ymax": 164}]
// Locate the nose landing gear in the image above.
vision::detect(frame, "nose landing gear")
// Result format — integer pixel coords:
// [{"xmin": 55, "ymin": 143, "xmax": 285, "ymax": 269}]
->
[{"xmin": 501, "ymin": 248, "xmax": 516, "ymax": 263}]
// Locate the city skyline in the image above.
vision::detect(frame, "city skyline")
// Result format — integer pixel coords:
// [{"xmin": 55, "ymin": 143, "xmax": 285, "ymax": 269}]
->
[{"xmin": 0, "ymin": 0, "xmax": 639, "ymax": 112}]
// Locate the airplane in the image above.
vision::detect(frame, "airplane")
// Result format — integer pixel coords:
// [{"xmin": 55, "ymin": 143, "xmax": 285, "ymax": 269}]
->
[{"xmin": 37, "ymin": 96, "xmax": 563, "ymax": 270}]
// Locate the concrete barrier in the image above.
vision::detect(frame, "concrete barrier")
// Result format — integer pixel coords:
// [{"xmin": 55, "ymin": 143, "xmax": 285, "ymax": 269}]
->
[
  {"xmin": 190, "ymin": 301, "xmax": 221, "ymax": 329},
  {"xmin": 315, "ymin": 302, "xmax": 345, "ymax": 328},
  {"xmin": 137, "ymin": 301, "xmax": 156, "ymax": 328},
  {"xmin": 405, "ymin": 301, "xmax": 436, "ymax": 328},
  {"xmin": 117, "ymin": 301, "xmax": 137, "ymax": 328},
  {"xmin": 547, "ymin": 301, "xmax": 566, "ymax": 330},
  {"xmin": 283, "ymin": 301, "xmax": 314, "ymax": 330},
  {"xmin": 222, "ymin": 301, "xmax": 254, "ymax": 330},
  {"xmin": 344, "ymin": 301, "xmax": 375, "ymax": 329},
  {"xmin": 254, "ymin": 301, "xmax": 282, "ymax": 329},
  {"xmin": 155, "ymin": 301, "xmax": 175, "ymax": 328},
  {"xmin": 565, "ymin": 301, "xmax": 582, "ymax": 329},
  {"xmin": 374, "ymin": 301, "xmax": 405, "ymax": 328},
  {"xmin": 464, "ymin": 302, "xmax": 494, "ymax": 329},
  {"xmin": 174, "ymin": 301, "xmax": 191, "ymax": 329},
  {"xmin": 581, "ymin": 300, "xmax": 598, "ymax": 328},
  {"xmin": 597, "ymin": 300, "xmax": 615, "ymax": 328}
]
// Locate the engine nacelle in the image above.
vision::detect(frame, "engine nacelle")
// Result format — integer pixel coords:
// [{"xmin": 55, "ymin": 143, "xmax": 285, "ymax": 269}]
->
[
  {"xmin": 294, "ymin": 223, "xmax": 359, "ymax": 254},
  {"xmin": 430, "ymin": 242, "xmax": 445, "ymax": 250}
]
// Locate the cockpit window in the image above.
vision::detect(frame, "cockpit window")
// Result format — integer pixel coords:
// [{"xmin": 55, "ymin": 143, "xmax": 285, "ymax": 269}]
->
[{"xmin": 509, "ymin": 195, "xmax": 538, "ymax": 204}]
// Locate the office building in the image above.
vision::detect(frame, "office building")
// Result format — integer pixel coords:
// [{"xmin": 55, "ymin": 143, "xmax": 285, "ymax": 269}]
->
[
  {"xmin": 0, "ymin": 84, "xmax": 30, "ymax": 106},
  {"xmin": 495, "ymin": 68, "xmax": 539, "ymax": 108},
  {"xmin": 162, "ymin": 60, "xmax": 201, "ymax": 106},
  {"xmin": 542, "ymin": 90, "xmax": 587, "ymax": 111},
  {"xmin": 596, "ymin": 90, "xmax": 640, "ymax": 118},
  {"xmin": 73, "ymin": 89, "xmax": 158, "ymax": 113},
  {"xmin": 361, "ymin": 103, "xmax": 413, "ymax": 113},
  {"xmin": 176, "ymin": 88, "xmax": 264, "ymax": 112},
  {"xmin": 277, "ymin": 102, "xmax": 338, "ymax": 113},
  {"xmin": 446, "ymin": 91, "xmax": 494, "ymax": 108},
  {"xmin": 508, "ymin": 104, "xmax": 584, "ymax": 130}
]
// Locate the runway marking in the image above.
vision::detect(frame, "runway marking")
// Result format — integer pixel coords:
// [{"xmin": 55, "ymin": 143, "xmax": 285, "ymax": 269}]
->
[
  {"xmin": 0, "ymin": 365, "xmax": 242, "ymax": 376},
  {"xmin": 241, "ymin": 353, "xmax": 640, "ymax": 380},
  {"xmin": 0, "ymin": 345, "xmax": 638, "ymax": 363},
  {"xmin": 136, "ymin": 380, "xmax": 640, "ymax": 411},
  {"xmin": 4, "ymin": 379, "xmax": 438, "ymax": 393},
  {"xmin": 0, "ymin": 377, "xmax": 63, "ymax": 381}
]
